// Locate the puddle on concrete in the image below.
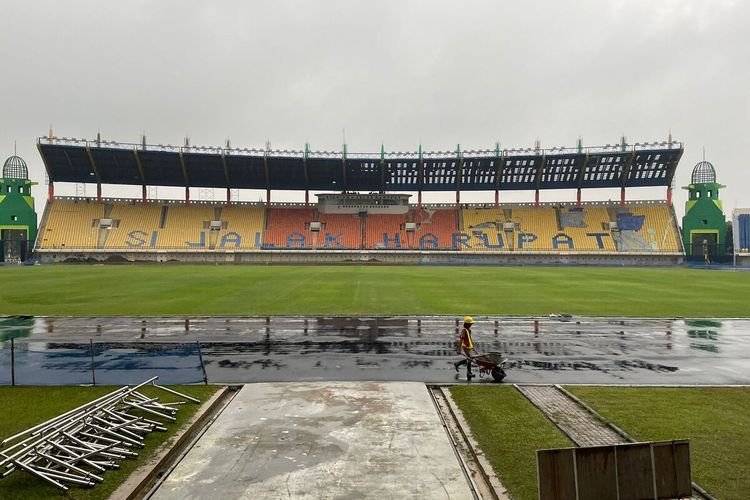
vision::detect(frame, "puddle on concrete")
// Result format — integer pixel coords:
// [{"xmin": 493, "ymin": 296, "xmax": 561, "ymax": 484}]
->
[{"xmin": 1, "ymin": 316, "xmax": 747, "ymax": 385}]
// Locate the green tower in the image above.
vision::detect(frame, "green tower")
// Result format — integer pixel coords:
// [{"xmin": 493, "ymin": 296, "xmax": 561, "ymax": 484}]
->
[
  {"xmin": 0, "ymin": 155, "xmax": 37, "ymax": 262},
  {"xmin": 682, "ymin": 160, "xmax": 726, "ymax": 258}
]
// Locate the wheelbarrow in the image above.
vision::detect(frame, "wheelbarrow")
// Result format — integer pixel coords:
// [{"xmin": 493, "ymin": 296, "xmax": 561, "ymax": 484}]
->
[{"xmin": 471, "ymin": 351, "xmax": 508, "ymax": 382}]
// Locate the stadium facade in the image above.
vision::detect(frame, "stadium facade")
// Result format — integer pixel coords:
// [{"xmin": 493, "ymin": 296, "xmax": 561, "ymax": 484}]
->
[{"xmin": 24, "ymin": 134, "xmax": 695, "ymax": 265}]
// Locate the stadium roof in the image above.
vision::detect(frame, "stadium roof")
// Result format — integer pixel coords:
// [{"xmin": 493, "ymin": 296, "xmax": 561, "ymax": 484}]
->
[{"xmin": 37, "ymin": 136, "xmax": 683, "ymax": 192}]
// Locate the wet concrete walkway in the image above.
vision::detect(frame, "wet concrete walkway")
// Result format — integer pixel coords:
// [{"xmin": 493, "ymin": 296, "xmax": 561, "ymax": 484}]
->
[{"xmin": 152, "ymin": 382, "xmax": 473, "ymax": 500}]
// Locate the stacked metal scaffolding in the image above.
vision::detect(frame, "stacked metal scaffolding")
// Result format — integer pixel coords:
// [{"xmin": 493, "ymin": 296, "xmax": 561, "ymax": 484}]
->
[{"xmin": 0, "ymin": 377, "xmax": 200, "ymax": 492}]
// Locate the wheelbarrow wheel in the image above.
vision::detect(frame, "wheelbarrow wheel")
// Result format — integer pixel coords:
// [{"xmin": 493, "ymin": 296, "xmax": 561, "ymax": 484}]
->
[{"xmin": 491, "ymin": 366, "xmax": 506, "ymax": 382}]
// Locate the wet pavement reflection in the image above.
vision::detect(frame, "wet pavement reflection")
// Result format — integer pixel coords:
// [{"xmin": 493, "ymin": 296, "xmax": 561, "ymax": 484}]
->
[{"xmin": 1, "ymin": 316, "xmax": 748, "ymax": 385}]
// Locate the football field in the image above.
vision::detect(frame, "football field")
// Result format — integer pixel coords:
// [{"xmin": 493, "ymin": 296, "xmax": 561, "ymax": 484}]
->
[{"xmin": 1, "ymin": 264, "xmax": 748, "ymax": 317}]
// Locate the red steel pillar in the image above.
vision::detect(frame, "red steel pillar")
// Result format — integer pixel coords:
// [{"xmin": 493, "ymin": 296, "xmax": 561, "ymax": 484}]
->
[
  {"xmin": 620, "ymin": 187, "xmax": 625, "ymax": 207},
  {"xmin": 48, "ymin": 182, "xmax": 54, "ymax": 204},
  {"xmin": 455, "ymin": 190, "xmax": 460, "ymax": 209},
  {"xmin": 418, "ymin": 191, "xmax": 422, "ymax": 210},
  {"xmin": 576, "ymin": 188, "xmax": 582, "ymax": 208},
  {"xmin": 494, "ymin": 190, "xmax": 499, "ymax": 209},
  {"xmin": 535, "ymin": 189, "xmax": 540, "ymax": 208},
  {"xmin": 666, "ymin": 186, "xmax": 673, "ymax": 207},
  {"xmin": 142, "ymin": 185, "xmax": 147, "ymax": 203}
]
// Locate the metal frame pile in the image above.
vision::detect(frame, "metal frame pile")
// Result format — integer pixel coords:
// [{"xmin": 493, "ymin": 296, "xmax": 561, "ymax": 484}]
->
[{"xmin": 0, "ymin": 376, "xmax": 200, "ymax": 492}]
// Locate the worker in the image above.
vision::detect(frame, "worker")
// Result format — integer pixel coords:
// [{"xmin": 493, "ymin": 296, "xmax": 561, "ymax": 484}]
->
[{"xmin": 454, "ymin": 316, "xmax": 478, "ymax": 380}]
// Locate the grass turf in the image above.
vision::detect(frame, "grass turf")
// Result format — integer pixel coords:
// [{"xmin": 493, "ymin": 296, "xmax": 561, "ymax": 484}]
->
[
  {"xmin": 0, "ymin": 264, "xmax": 748, "ymax": 317},
  {"xmin": 566, "ymin": 387, "xmax": 750, "ymax": 500},
  {"xmin": 449, "ymin": 385, "xmax": 572, "ymax": 500},
  {"xmin": 0, "ymin": 385, "xmax": 218, "ymax": 500}
]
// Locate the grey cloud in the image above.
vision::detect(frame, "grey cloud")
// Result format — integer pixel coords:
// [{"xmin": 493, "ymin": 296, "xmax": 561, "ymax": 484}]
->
[{"xmin": 1, "ymin": 0, "xmax": 748, "ymax": 213}]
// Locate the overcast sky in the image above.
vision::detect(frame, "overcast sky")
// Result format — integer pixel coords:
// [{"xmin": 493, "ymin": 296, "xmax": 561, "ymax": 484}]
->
[{"xmin": 1, "ymin": 0, "xmax": 748, "ymax": 217}]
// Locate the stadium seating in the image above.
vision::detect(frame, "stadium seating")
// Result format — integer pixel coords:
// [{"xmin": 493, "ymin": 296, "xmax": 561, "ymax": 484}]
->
[
  {"xmin": 411, "ymin": 208, "xmax": 458, "ymax": 249},
  {"xmin": 317, "ymin": 213, "xmax": 362, "ymax": 249},
  {"xmin": 158, "ymin": 205, "xmax": 215, "ymax": 249},
  {"xmin": 37, "ymin": 200, "xmax": 102, "ymax": 249},
  {"xmin": 263, "ymin": 207, "xmax": 314, "ymax": 248},
  {"xmin": 459, "ymin": 204, "xmax": 680, "ymax": 252},
  {"xmin": 461, "ymin": 208, "xmax": 509, "ymax": 251},
  {"xmin": 264, "ymin": 208, "xmax": 362, "ymax": 249},
  {"xmin": 554, "ymin": 206, "xmax": 617, "ymax": 252},
  {"xmin": 365, "ymin": 214, "xmax": 408, "ymax": 249},
  {"xmin": 36, "ymin": 198, "xmax": 682, "ymax": 254},
  {"xmin": 615, "ymin": 205, "xmax": 682, "ymax": 252},
  {"xmin": 218, "ymin": 206, "xmax": 265, "ymax": 249},
  {"xmin": 105, "ymin": 203, "xmax": 162, "ymax": 249}
]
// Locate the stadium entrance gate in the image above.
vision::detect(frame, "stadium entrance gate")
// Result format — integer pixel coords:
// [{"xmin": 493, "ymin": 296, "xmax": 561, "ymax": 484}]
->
[{"xmin": 0, "ymin": 232, "xmax": 30, "ymax": 263}]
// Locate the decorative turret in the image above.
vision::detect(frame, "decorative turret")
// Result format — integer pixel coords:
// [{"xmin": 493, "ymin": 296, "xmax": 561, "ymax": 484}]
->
[
  {"xmin": 1, "ymin": 154, "xmax": 38, "ymax": 261},
  {"xmin": 682, "ymin": 160, "xmax": 726, "ymax": 259}
]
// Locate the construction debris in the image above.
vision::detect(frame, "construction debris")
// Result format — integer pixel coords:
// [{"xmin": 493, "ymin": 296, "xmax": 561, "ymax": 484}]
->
[{"xmin": 0, "ymin": 377, "xmax": 199, "ymax": 492}]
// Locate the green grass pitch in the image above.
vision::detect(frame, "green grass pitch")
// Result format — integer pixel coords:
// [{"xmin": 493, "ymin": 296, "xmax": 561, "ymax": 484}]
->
[
  {"xmin": 0, "ymin": 264, "xmax": 747, "ymax": 317},
  {"xmin": 450, "ymin": 386, "xmax": 750, "ymax": 500}
]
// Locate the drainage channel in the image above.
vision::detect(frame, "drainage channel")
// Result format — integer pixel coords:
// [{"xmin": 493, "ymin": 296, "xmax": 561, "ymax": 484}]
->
[{"xmin": 428, "ymin": 385, "xmax": 507, "ymax": 500}]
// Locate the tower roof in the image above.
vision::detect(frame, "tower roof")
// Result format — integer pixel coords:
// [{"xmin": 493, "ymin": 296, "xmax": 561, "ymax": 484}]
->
[
  {"xmin": 691, "ymin": 160, "xmax": 716, "ymax": 184},
  {"xmin": 2, "ymin": 155, "xmax": 28, "ymax": 180}
]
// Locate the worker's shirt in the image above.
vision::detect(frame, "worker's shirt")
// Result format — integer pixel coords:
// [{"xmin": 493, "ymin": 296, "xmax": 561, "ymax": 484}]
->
[{"xmin": 459, "ymin": 327, "xmax": 474, "ymax": 349}]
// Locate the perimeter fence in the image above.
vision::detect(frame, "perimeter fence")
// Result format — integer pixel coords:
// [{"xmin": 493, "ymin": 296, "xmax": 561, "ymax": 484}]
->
[{"xmin": 0, "ymin": 339, "xmax": 207, "ymax": 386}]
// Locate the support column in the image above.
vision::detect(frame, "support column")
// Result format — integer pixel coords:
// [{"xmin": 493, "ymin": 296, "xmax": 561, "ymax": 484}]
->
[
  {"xmin": 48, "ymin": 182, "xmax": 54, "ymax": 204},
  {"xmin": 226, "ymin": 188, "xmax": 231, "ymax": 206},
  {"xmin": 266, "ymin": 189, "xmax": 271, "ymax": 210},
  {"xmin": 455, "ymin": 190, "xmax": 460, "ymax": 209},
  {"xmin": 535, "ymin": 189, "xmax": 540, "ymax": 208},
  {"xmin": 576, "ymin": 188, "xmax": 582, "ymax": 208},
  {"xmin": 620, "ymin": 187, "xmax": 625, "ymax": 207},
  {"xmin": 305, "ymin": 190, "xmax": 309, "ymax": 207},
  {"xmin": 666, "ymin": 186, "xmax": 673, "ymax": 207},
  {"xmin": 185, "ymin": 187, "xmax": 190, "ymax": 205},
  {"xmin": 142, "ymin": 185, "xmax": 147, "ymax": 203},
  {"xmin": 97, "ymin": 184, "xmax": 102, "ymax": 204},
  {"xmin": 494, "ymin": 190, "xmax": 499, "ymax": 209},
  {"xmin": 418, "ymin": 191, "xmax": 422, "ymax": 210}
]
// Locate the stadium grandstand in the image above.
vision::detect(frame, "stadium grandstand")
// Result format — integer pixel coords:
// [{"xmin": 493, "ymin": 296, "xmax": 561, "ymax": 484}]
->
[{"xmin": 33, "ymin": 134, "xmax": 686, "ymax": 264}]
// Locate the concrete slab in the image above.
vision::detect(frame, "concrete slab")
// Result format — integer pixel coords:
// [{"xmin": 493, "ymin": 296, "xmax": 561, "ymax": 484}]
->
[{"xmin": 152, "ymin": 382, "xmax": 472, "ymax": 499}]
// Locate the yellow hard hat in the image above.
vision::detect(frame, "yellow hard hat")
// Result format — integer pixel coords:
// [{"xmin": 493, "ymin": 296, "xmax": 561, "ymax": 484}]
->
[{"xmin": 463, "ymin": 316, "xmax": 475, "ymax": 324}]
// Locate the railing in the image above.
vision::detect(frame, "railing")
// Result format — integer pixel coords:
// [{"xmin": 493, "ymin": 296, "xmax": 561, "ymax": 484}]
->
[
  {"xmin": 51, "ymin": 195, "xmax": 667, "ymax": 210},
  {"xmin": 34, "ymin": 245, "xmax": 684, "ymax": 255},
  {"xmin": 39, "ymin": 136, "xmax": 683, "ymax": 161}
]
